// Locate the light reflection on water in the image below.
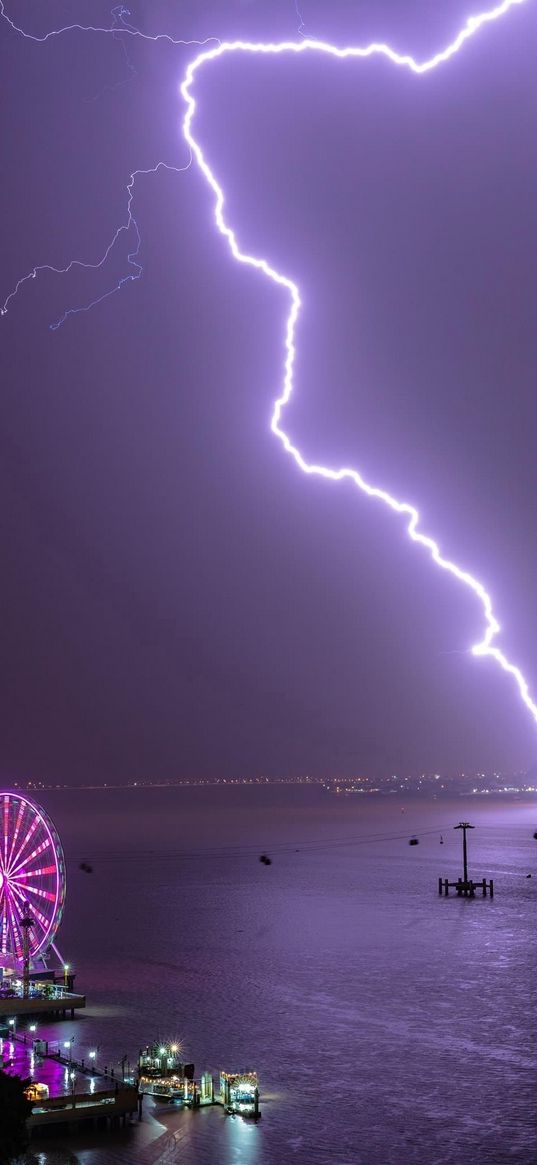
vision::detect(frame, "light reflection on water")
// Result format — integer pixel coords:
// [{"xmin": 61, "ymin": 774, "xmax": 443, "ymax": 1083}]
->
[{"xmin": 21, "ymin": 787, "xmax": 537, "ymax": 1165}]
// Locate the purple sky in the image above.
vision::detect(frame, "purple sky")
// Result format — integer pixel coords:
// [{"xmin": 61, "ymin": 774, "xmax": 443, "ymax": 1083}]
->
[{"xmin": 2, "ymin": 0, "xmax": 537, "ymax": 783}]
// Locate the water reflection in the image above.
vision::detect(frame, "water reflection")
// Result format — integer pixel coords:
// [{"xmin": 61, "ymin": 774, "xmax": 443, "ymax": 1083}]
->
[
  {"xmin": 23, "ymin": 788, "xmax": 537, "ymax": 1165},
  {"xmin": 224, "ymin": 1113, "xmax": 261, "ymax": 1165}
]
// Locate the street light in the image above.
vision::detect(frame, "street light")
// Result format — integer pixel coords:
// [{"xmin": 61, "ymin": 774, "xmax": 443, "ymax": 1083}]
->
[{"xmin": 63, "ymin": 964, "xmax": 70, "ymax": 988}]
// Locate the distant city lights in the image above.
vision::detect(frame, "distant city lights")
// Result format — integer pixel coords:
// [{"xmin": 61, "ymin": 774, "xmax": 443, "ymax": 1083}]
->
[{"xmin": 14, "ymin": 771, "xmax": 537, "ymax": 797}]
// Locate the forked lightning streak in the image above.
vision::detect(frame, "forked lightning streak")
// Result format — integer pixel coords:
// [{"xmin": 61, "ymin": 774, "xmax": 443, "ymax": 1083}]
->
[
  {"xmin": 180, "ymin": 0, "xmax": 537, "ymax": 726},
  {"xmin": 1, "ymin": 0, "xmax": 535, "ymax": 727}
]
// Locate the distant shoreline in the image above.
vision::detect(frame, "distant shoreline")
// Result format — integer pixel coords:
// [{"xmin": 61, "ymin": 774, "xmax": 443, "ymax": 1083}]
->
[{"xmin": 13, "ymin": 780, "xmax": 537, "ymax": 798}]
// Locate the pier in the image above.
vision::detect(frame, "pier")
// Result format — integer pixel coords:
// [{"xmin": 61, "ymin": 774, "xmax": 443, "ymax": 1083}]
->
[
  {"xmin": 0, "ymin": 982, "xmax": 86, "ymax": 1021},
  {"xmin": 0, "ymin": 789, "xmax": 261, "ymax": 1145},
  {"xmin": 138, "ymin": 1043, "xmax": 260, "ymax": 1118},
  {"xmin": 0, "ymin": 790, "xmax": 262, "ymax": 1143},
  {"xmin": 1, "ymin": 1031, "xmax": 141, "ymax": 1133},
  {"xmin": 1, "ymin": 1029, "xmax": 261, "ymax": 1136}
]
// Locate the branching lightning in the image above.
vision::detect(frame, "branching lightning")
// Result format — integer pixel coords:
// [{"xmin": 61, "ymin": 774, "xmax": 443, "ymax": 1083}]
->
[
  {"xmin": 179, "ymin": 0, "xmax": 537, "ymax": 726},
  {"xmin": 1, "ymin": 159, "xmax": 192, "ymax": 330},
  {"xmin": 85, "ymin": 7, "xmax": 139, "ymax": 103},
  {"xmin": 2, "ymin": 0, "xmax": 536, "ymax": 727},
  {"xmin": 0, "ymin": 3, "xmax": 211, "ymax": 325},
  {"xmin": 0, "ymin": 2, "xmax": 218, "ymax": 47},
  {"xmin": 293, "ymin": 1, "xmax": 306, "ymax": 37}
]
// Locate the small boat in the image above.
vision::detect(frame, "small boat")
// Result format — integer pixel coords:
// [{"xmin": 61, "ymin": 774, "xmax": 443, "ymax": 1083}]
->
[{"xmin": 409, "ymin": 837, "xmax": 419, "ymax": 846}]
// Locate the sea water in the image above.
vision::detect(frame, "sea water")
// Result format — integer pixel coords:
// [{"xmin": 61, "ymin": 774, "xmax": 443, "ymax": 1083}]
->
[{"xmin": 20, "ymin": 785, "xmax": 537, "ymax": 1165}]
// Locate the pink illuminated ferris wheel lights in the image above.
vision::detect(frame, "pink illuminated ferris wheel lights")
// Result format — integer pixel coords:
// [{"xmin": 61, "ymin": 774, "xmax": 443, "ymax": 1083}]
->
[{"xmin": 0, "ymin": 792, "xmax": 66, "ymax": 964}]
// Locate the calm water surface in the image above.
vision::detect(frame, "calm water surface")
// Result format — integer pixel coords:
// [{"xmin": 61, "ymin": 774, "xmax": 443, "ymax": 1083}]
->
[{"xmin": 20, "ymin": 786, "xmax": 537, "ymax": 1165}]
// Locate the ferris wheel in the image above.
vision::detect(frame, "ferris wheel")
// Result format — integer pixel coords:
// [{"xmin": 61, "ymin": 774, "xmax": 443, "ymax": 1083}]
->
[{"xmin": 0, "ymin": 791, "xmax": 66, "ymax": 965}]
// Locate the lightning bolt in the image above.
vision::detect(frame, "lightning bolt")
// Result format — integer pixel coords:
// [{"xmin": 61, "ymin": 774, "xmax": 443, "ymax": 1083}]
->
[
  {"xmin": 1, "ymin": 159, "xmax": 192, "ymax": 330},
  {"xmin": 179, "ymin": 0, "xmax": 537, "ymax": 726},
  {"xmin": 0, "ymin": 3, "xmax": 214, "ymax": 325},
  {"xmin": 0, "ymin": 2, "xmax": 217, "ymax": 47},
  {"xmin": 85, "ymin": 7, "xmax": 139, "ymax": 103},
  {"xmin": 2, "ymin": 0, "xmax": 536, "ymax": 729},
  {"xmin": 293, "ymin": 1, "xmax": 306, "ymax": 37}
]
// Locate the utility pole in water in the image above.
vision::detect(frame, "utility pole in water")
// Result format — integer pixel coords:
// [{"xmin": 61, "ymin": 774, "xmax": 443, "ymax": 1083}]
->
[
  {"xmin": 454, "ymin": 822, "xmax": 474, "ymax": 884},
  {"xmin": 439, "ymin": 822, "xmax": 492, "ymax": 898}
]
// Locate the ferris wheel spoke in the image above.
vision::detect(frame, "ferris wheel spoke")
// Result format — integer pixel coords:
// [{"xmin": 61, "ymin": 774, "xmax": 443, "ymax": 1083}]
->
[
  {"xmin": 10, "ymin": 875, "xmax": 33, "ymax": 907},
  {"xmin": 11, "ymin": 885, "xmax": 49, "ymax": 937},
  {"xmin": 7, "ymin": 815, "xmax": 39, "ymax": 879},
  {"xmin": 29, "ymin": 907, "xmax": 50, "ymax": 936},
  {"xmin": 5, "ymin": 884, "xmax": 23, "ymax": 957},
  {"xmin": 20, "ymin": 881, "xmax": 57, "ymax": 904},
  {"xmin": 9, "ymin": 879, "xmax": 32, "ymax": 911},
  {"xmin": 9, "ymin": 834, "xmax": 51, "ymax": 879},
  {"xmin": 10, "ymin": 871, "xmax": 55, "ymax": 894},
  {"xmin": 10, "ymin": 848, "xmax": 52, "ymax": 880},
  {"xmin": 7, "ymin": 809, "xmax": 37, "ymax": 871},
  {"xmin": 10, "ymin": 876, "xmax": 57, "ymax": 917},
  {"xmin": 8, "ymin": 880, "xmax": 50, "ymax": 940},
  {"xmin": 12, "ymin": 864, "xmax": 56, "ymax": 882}
]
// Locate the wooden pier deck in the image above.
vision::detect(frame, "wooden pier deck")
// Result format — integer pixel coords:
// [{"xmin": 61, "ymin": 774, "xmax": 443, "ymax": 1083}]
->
[
  {"xmin": 0, "ymin": 989, "xmax": 86, "ymax": 1020},
  {"xmin": 1, "ymin": 1031, "xmax": 140, "ymax": 1132}
]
